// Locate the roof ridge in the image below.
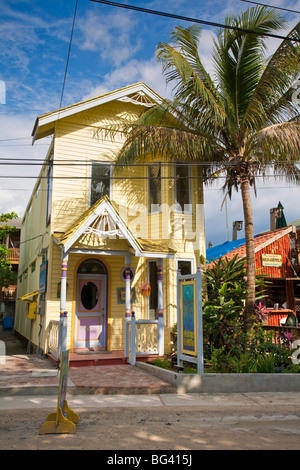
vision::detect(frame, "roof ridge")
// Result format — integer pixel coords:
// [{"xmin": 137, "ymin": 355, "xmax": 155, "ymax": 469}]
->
[{"xmin": 35, "ymin": 82, "xmax": 158, "ymax": 120}]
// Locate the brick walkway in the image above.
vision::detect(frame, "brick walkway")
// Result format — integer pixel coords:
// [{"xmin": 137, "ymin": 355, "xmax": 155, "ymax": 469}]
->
[{"xmin": 0, "ymin": 330, "xmax": 174, "ymax": 395}]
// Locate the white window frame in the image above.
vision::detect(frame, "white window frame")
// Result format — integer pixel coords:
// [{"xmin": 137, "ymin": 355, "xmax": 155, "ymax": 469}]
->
[
  {"xmin": 89, "ymin": 161, "xmax": 113, "ymax": 207},
  {"xmin": 146, "ymin": 259, "xmax": 158, "ymax": 319},
  {"xmin": 176, "ymin": 258, "xmax": 194, "ymax": 275}
]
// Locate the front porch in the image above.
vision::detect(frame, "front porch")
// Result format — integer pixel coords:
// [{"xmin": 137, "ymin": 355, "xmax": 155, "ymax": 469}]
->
[
  {"xmin": 48, "ymin": 315, "xmax": 165, "ymax": 367},
  {"xmin": 47, "ymin": 349, "xmax": 163, "ymax": 368},
  {"xmin": 50, "ymin": 196, "xmax": 175, "ymax": 365}
]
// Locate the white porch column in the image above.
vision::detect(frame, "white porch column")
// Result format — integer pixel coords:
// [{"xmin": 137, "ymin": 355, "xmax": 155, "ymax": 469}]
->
[
  {"xmin": 124, "ymin": 255, "xmax": 132, "ymax": 357},
  {"xmin": 58, "ymin": 251, "xmax": 68, "ymax": 360},
  {"xmin": 157, "ymin": 259, "xmax": 164, "ymax": 356},
  {"xmin": 124, "ymin": 254, "xmax": 132, "ymax": 319}
]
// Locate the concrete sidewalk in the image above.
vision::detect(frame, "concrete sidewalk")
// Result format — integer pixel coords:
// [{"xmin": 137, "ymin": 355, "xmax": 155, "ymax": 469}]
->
[
  {"xmin": 1, "ymin": 390, "xmax": 300, "ymax": 411},
  {"xmin": 1, "ymin": 329, "xmax": 300, "ymax": 398}
]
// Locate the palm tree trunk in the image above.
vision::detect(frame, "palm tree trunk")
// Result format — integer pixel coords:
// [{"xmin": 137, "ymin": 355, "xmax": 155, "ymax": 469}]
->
[{"xmin": 240, "ymin": 177, "xmax": 256, "ymax": 331}]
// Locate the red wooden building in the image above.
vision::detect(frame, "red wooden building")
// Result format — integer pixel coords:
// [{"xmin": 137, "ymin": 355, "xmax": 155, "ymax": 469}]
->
[{"xmin": 207, "ymin": 226, "xmax": 299, "ymax": 326}]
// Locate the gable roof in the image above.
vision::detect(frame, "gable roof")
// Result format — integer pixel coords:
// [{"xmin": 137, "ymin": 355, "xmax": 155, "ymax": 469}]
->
[
  {"xmin": 53, "ymin": 195, "xmax": 175, "ymax": 258},
  {"xmin": 32, "ymin": 82, "xmax": 162, "ymax": 143},
  {"xmin": 206, "ymin": 226, "xmax": 295, "ymax": 265}
]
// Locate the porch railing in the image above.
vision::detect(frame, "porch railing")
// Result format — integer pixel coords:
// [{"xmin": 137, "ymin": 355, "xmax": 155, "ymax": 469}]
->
[
  {"xmin": 49, "ymin": 320, "xmax": 59, "ymax": 357},
  {"xmin": 125, "ymin": 313, "xmax": 164, "ymax": 365},
  {"xmin": 8, "ymin": 248, "xmax": 19, "ymax": 264},
  {"xmin": 49, "ymin": 315, "xmax": 68, "ymax": 362}
]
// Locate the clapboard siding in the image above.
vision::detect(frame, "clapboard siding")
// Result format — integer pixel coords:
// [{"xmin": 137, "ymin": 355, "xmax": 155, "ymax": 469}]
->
[{"xmin": 15, "ymin": 87, "xmax": 206, "ymax": 354}]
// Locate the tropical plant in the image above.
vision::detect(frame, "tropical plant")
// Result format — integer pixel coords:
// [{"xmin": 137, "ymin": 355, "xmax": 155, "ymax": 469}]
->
[
  {"xmin": 0, "ymin": 212, "xmax": 18, "ymax": 290},
  {"xmin": 203, "ymin": 255, "xmax": 268, "ymax": 348},
  {"xmin": 115, "ymin": 7, "xmax": 300, "ymax": 331}
]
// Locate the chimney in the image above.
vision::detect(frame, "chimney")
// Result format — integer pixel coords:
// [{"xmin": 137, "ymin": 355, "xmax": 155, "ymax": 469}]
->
[
  {"xmin": 232, "ymin": 221, "xmax": 243, "ymax": 241},
  {"xmin": 270, "ymin": 207, "xmax": 282, "ymax": 231}
]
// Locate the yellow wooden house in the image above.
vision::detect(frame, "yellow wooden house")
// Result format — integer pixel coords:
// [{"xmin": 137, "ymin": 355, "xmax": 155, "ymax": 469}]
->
[{"xmin": 14, "ymin": 82, "xmax": 206, "ymax": 363}]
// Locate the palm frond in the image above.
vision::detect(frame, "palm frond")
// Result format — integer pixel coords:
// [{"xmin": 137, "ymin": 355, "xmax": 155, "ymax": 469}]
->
[
  {"xmin": 156, "ymin": 25, "xmax": 226, "ymax": 127},
  {"xmin": 213, "ymin": 6, "xmax": 286, "ymax": 132},
  {"xmin": 246, "ymin": 121, "xmax": 300, "ymax": 174},
  {"xmin": 242, "ymin": 20, "xmax": 300, "ymax": 132}
]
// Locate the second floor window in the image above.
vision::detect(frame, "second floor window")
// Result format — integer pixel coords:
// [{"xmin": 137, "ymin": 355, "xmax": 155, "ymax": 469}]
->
[
  {"xmin": 90, "ymin": 163, "xmax": 112, "ymax": 206},
  {"xmin": 175, "ymin": 164, "xmax": 191, "ymax": 211},
  {"xmin": 148, "ymin": 163, "xmax": 162, "ymax": 213},
  {"xmin": 46, "ymin": 156, "xmax": 53, "ymax": 225}
]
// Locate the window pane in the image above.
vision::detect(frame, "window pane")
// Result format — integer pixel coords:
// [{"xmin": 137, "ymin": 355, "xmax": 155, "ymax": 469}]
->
[
  {"xmin": 175, "ymin": 165, "xmax": 190, "ymax": 210},
  {"xmin": 148, "ymin": 261, "xmax": 158, "ymax": 319},
  {"xmin": 46, "ymin": 160, "xmax": 53, "ymax": 225},
  {"xmin": 81, "ymin": 282, "xmax": 99, "ymax": 310},
  {"xmin": 148, "ymin": 164, "xmax": 161, "ymax": 210},
  {"xmin": 78, "ymin": 259, "xmax": 106, "ymax": 274},
  {"xmin": 91, "ymin": 163, "xmax": 111, "ymax": 206},
  {"xmin": 178, "ymin": 260, "xmax": 192, "ymax": 275}
]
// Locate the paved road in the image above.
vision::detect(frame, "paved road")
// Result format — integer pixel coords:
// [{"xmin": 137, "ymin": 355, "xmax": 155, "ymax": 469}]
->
[{"xmin": 1, "ymin": 392, "xmax": 300, "ymax": 451}]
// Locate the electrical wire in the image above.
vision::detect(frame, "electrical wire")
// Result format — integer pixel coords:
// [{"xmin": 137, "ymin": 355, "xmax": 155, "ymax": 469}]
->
[
  {"xmin": 0, "ymin": 173, "xmax": 297, "ymax": 180},
  {"xmin": 89, "ymin": 0, "xmax": 300, "ymax": 43},
  {"xmin": 59, "ymin": 0, "xmax": 78, "ymax": 110},
  {"xmin": 0, "ymin": 158, "xmax": 299, "ymax": 167},
  {"xmin": 239, "ymin": 0, "xmax": 300, "ymax": 14}
]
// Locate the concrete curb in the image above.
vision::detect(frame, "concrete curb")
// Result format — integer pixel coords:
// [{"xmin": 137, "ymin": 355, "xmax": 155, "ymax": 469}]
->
[{"xmin": 137, "ymin": 362, "xmax": 300, "ymax": 393}]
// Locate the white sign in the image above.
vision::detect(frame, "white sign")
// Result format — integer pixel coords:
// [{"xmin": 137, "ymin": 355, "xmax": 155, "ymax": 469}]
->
[{"xmin": 262, "ymin": 254, "xmax": 282, "ymax": 267}]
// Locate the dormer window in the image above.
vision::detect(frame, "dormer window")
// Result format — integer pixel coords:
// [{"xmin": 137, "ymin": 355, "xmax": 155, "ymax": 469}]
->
[{"xmin": 90, "ymin": 162, "xmax": 112, "ymax": 206}]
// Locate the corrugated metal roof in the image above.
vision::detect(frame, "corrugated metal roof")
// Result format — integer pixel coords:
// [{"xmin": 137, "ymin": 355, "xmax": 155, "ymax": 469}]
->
[{"xmin": 206, "ymin": 226, "xmax": 295, "ymax": 265}]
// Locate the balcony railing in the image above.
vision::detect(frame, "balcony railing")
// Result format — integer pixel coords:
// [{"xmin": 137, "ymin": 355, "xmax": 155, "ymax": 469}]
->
[{"xmin": 8, "ymin": 248, "xmax": 19, "ymax": 264}]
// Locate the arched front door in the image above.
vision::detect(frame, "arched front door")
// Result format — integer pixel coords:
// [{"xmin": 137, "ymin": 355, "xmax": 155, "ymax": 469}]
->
[{"xmin": 74, "ymin": 259, "xmax": 107, "ymax": 350}]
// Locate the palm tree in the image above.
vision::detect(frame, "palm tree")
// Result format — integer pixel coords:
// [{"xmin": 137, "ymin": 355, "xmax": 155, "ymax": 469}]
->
[{"xmin": 116, "ymin": 6, "xmax": 300, "ymax": 331}]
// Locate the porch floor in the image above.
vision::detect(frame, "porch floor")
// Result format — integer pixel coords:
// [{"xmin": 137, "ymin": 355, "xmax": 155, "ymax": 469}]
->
[{"xmin": 47, "ymin": 349, "xmax": 162, "ymax": 367}]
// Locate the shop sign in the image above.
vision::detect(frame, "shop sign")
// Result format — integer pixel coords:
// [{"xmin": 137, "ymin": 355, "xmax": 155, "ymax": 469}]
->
[
  {"xmin": 181, "ymin": 280, "xmax": 197, "ymax": 356},
  {"xmin": 39, "ymin": 261, "xmax": 48, "ymax": 293},
  {"xmin": 262, "ymin": 254, "xmax": 282, "ymax": 267}
]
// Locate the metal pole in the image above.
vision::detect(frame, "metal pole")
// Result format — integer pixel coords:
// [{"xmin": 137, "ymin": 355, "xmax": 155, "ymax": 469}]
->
[
  {"xmin": 157, "ymin": 259, "xmax": 164, "ymax": 356},
  {"xmin": 196, "ymin": 266, "xmax": 204, "ymax": 374},
  {"xmin": 130, "ymin": 311, "xmax": 136, "ymax": 365}
]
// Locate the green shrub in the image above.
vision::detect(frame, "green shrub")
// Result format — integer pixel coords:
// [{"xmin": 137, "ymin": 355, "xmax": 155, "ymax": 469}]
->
[{"xmin": 150, "ymin": 358, "xmax": 172, "ymax": 370}]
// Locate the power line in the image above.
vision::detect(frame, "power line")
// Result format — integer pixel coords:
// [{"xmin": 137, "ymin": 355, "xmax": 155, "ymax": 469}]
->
[
  {"xmin": 0, "ymin": 173, "xmax": 297, "ymax": 180},
  {"xmin": 239, "ymin": 0, "xmax": 300, "ymax": 14},
  {"xmin": 0, "ymin": 157, "xmax": 299, "ymax": 166},
  {"xmin": 59, "ymin": 0, "xmax": 78, "ymax": 110},
  {"xmin": 0, "ymin": 137, "xmax": 48, "ymax": 142},
  {"xmin": 89, "ymin": 0, "xmax": 300, "ymax": 43}
]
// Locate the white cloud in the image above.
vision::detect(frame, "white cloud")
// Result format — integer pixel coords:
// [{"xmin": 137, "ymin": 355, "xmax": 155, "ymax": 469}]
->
[
  {"xmin": 77, "ymin": 10, "xmax": 142, "ymax": 67},
  {"xmin": 0, "ymin": 113, "xmax": 48, "ymax": 216},
  {"xmin": 83, "ymin": 57, "xmax": 168, "ymax": 100},
  {"xmin": 0, "ymin": 4, "xmax": 70, "ymax": 72}
]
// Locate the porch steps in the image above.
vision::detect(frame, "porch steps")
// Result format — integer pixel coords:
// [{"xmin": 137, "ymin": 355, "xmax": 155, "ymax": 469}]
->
[{"xmin": 47, "ymin": 350, "xmax": 163, "ymax": 368}]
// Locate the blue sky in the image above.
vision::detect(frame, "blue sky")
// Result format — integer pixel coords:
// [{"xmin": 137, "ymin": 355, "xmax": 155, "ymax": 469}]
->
[{"xmin": 1, "ymin": 0, "xmax": 300, "ymax": 247}]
